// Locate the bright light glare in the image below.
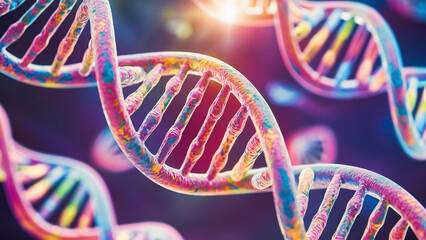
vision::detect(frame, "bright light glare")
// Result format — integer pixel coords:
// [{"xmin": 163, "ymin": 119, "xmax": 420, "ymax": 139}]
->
[{"xmin": 220, "ymin": 5, "xmax": 238, "ymax": 23}]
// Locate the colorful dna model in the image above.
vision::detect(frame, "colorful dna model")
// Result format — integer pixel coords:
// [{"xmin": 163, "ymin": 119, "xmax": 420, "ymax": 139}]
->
[
  {"xmin": 0, "ymin": 0, "xmax": 144, "ymax": 87},
  {"xmin": 91, "ymin": 124, "xmax": 337, "ymax": 172},
  {"xmin": 1, "ymin": 0, "xmax": 426, "ymax": 239},
  {"xmin": 0, "ymin": 104, "xmax": 183, "ymax": 239},
  {"xmin": 193, "ymin": 0, "xmax": 426, "ymax": 160},
  {"xmin": 92, "ymin": 49, "xmax": 426, "ymax": 238},
  {"xmin": 251, "ymin": 164, "xmax": 426, "ymax": 239},
  {"xmin": 274, "ymin": 0, "xmax": 426, "ymax": 160},
  {"xmin": 0, "ymin": 0, "xmax": 305, "ymax": 238},
  {"xmin": 388, "ymin": 0, "xmax": 426, "ymax": 22},
  {"xmin": 96, "ymin": 50, "xmax": 307, "ymax": 238}
]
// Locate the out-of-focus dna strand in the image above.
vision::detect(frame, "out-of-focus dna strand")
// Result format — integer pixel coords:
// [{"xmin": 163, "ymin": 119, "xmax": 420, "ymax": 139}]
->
[
  {"xmin": 274, "ymin": 0, "xmax": 426, "ymax": 160},
  {"xmin": 0, "ymin": 0, "xmax": 145, "ymax": 88},
  {"xmin": 91, "ymin": 127, "xmax": 135, "ymax": 173},
  {"xmin": 252, "ymin": 164, "xmax": 426, "ymax": 239},
  {"xmin": 91, "ymin": 124, "xmax": 337, "ymax": 173},
  {"xmin": 388, "ymin": 0, "xmax": 426, "ymax": 22},
  {"xmin": 0, "ymin": 104, "xmax": 183, "ymax": 240},
  {"xmin": 265, "ymin": 81, "xmax": 340, "ymax": 117},
  {"xmin": 287, "ymin": 125, "xmax": 336, "ymax": 165},
  {"xmin": 193, "ymin": 0, "xmax": 426, "ymax": 160},
  {"xmin": 0, "ymin": 0, "xmax": 306, "ymax": 238}
]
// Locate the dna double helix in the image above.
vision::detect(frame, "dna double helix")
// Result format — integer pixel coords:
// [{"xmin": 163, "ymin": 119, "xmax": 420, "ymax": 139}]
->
[
  {"xmin": 0, "ymin": 104, "xmax": 183, "ymax": 239},
  {"xmin": 193, "ymin": 0, "xmax": 426, "ymax": 160},
  {"xmin": 0, "ymin": 0, "xmax": 426, "ymax": 239},
  {"xmin": 92, "ymin": 47, "xmax": 426, "ymax": 238},
  {"xmin": 0, "ymin": 0, "xmax": 305, "ymax": 238},
  {"xmin": 252, "ymin": 164, "xmax": 426, "ymax": 239}
]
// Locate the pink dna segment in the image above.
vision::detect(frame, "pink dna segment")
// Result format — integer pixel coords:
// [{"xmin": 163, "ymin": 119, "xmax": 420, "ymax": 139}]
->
[
  {"xmin": 193, "ymin": 0, "xmax": 426, "ymax": 160},
  {"xmin": 0, "ymin": 104, "xmax": 183, "ymax": 240},
  {"xmin": 95, "ymin": 50, "xmax": 306, "ymax": 238},
  {"xmin": 251, "ymin": 164, "xmax": 426, "ymax": 239},
  {"xmin": 273, "ymin": 0, "xmax": 426, "ymax": 160},
  {"xmin": 0, "ymin": 0, "xmax": 145, "ymax": 88}
]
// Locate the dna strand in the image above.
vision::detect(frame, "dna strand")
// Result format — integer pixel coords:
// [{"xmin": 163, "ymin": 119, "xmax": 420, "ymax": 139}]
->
[
  {"xmin": 273, "ymin": 0, "xmax": 426, "ymax": 160},
  {"xmin": 0, "ymin": 104, "xmax": 183, "ymax": 240},
  {"xmin": 96, "ymin": 51, "xmax": 308, "ymax": 238},
  {"xmin": 0, "ymin": 0, "xmax": 144, "ymax": 88},
  {"xmin": 252, "ymin": 164, "xmax": 426, "ymax": 239},
  {"xmin": 1, "ymin": 0, "xmax": 425, "ymax": 239},
  {"xmin": 388, "ymin": 0, "xmax": 426, "ymax": 22},
  {"xmin": 193, "ymin": 0, "xmax": 426, "ymax": 160},
  {"xmin": 0, "ymin": 0, "xmax": 307, "ymax": 238},
  {"xmin": 91, "ymin": 124, "xmax": 337, "ymax": 173}
]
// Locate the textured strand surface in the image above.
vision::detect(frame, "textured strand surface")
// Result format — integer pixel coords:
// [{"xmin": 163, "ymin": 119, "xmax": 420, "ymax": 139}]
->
[
  {"xmin": 231, "ymin": 134, "xmax": 262, "ymax": 181},
  {"xmin": 21, "ymin": 0, "xmax": 78, "ymax": 67},
  {"xmin": 362, "ymin": 199, "xmax": 389, "ymax": 239},
  {"xmin": 138, "ymin": 64, "xmax": 190, "ymax": 141},
  {"xmin": 297, "ymin": 168, "xmax": 314, "ymax": 218},
  {"xmin": 333, "ymin": 184, "xmax": 367, "ymax": 239},
  {"xmin": 306, "ymin": 174, "xmax": 342, "ymax": 239},
  {"xmin": 390, "ymin": 219, "xmax": 409, "ymax": 240},
  {"xmin": 207, "ymin": 106, "xmax": 249, "ymax": 180},
  {"xmin": 51, "ymin": 3, "xmax": 89, "ymax": 75},
  {"xmin": 157, "ymin": 72, "xmax": 211, "ymax": 165},
  {"xmin": 181, "ymin": 85, "xmax": 231, "ymax": 176}
]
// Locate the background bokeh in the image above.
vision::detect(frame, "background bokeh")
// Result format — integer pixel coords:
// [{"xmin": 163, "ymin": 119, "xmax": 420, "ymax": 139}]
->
[{"xmin": 0, "ymin": 0, "xmax": 426, "ymax": 239}]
